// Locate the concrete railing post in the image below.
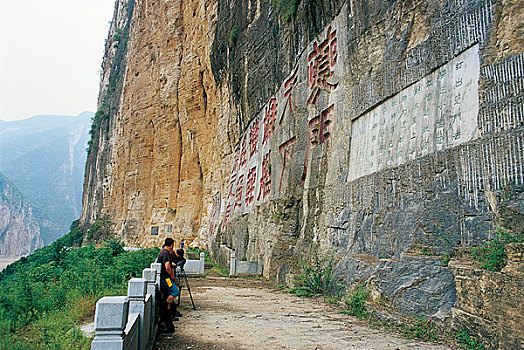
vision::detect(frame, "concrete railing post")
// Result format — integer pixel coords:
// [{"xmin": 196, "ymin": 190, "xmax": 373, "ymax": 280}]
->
[
  {"xmin": 199, "ymin": 252, "xmax": 205, "ymax": 275},
  {"xmin": 142, "ymin": 268, "xmax": 158, "ymax": 346},
  {"xmin": 151, "ymin": 263, "xmax": 162, "ymax": 287},
  {"xmin": 128, "ymin": 278, "xmax": 151, "ymax": 350},
  {"xmin": 257, "ymin": 255, "xmax": 263, "ymax": 275},
  {"xmin": 91, "ymin": 296, "xmax": 129, "ymax": 350},
  {"xmin": 229, "ymin": 251, "xmax": 236, "ymax": 276}
]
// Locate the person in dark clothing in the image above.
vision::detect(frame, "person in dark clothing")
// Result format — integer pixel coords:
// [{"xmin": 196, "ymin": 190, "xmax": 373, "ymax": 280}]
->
[
  {"xmin": 155, "ymin": 238, "xmax": 180, "ymax": 332},
  {"xmin": 172, "ymin": 248, "xmax": 186, "ymax": 269}
]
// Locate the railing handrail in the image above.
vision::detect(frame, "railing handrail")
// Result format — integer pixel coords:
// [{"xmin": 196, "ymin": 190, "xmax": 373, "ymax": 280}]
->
[{"xmin": 90, "ymin": 252, "xmax": 206, "ymax": 350}]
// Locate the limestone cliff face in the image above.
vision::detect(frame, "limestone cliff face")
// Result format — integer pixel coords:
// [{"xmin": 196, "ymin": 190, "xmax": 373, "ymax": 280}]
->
[
  {"xmin": 83, "ymin": 0, "xmax": 523, "ymax": 344},
  {"xmin": 82, "ymin": 0, "xmax": 221, "ymax": 247},
  {"xmin": 0, "ymin": 173, "xmax": 43, "ymax": 257}
]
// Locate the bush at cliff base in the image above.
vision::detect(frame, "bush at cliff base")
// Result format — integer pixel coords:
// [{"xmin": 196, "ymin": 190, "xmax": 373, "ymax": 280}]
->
[{"xmin": 0, "ymin": 226, "xmax": 159, "ymax": 350}]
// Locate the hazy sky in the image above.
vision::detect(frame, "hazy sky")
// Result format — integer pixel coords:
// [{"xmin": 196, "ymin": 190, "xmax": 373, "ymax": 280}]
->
[{"xmin": 0, "ymin": 0, "xmax": 115, "ymax": 121}]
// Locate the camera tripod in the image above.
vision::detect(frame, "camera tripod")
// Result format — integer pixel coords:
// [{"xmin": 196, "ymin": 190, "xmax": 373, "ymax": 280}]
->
[{"xmin": 175, "ymin": 267, "xmax": 196, "ymax": 310}]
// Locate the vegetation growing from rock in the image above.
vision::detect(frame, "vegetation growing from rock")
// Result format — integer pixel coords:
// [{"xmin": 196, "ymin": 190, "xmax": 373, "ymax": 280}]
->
[
  {"xmin": 83, "ymin": 216, "xmax": 113, "ymax": 244},
  {"xmin": 87, "ymin": 110, "xmax": 109, "ymax": 151},
  {"xmin": 401, "ymin": 317, "xmax": 437, "ymax": 342},
  {"xmin": 0, "ymin": 222, "xmax": 158, "ymax": 349},
  {"xmin": 289, "ymin": 255, "xmax": 337, "ymax": 297},
  {"xmin": 87, "ymin": 15, "xmax": 133, "ymax": 156},
  {"xmin": 112, "ymin": 28, "xmax": 128, "ymax": 49},
  {"xmin": 268, "ymin": 0, "xmax": 299, "ymax": 22},
  {"xmin": 472, "ymin": 227, "xmax": 523, "ymax": 271},
  {"xmin": 455, "ymin": 329, "xmax": 486, "ymax": 350},
  {"xmin": 227, "ymin": 26, "xmax": 239, "ymax": 45},
  {"xmin": 343, "ymin": 284, "xmax": 369, "ymax": 319}
]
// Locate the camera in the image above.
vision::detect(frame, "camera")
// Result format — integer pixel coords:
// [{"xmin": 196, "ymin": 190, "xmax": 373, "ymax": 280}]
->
[{"xmin": 176, "ymin": 259, "xmax": 186, "ymax": 268}]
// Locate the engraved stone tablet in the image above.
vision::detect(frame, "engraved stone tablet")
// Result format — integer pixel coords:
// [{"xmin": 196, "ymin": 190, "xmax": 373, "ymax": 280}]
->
[{"xmin": 348, "ymin": 45, "xmax": 480, "ymax": 182}]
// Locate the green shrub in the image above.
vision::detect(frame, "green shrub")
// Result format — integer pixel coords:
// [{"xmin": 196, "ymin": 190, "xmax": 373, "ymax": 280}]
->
[
  {"xmin": 269, "ymin": 0, "xmax": 299, "ymax": 22},
  {"xmin": 84, "ymin": 216, "xmax": 112, "ymax": 243},
  {"xmin": 87, "ymin": 110, "xmax": 109, "ymax": 154},
  {"xmin": 472, "ymin": 228, "xmax": 523, "ymax": 271},
  {"xmin": 440, "ymin": 252, "xmax": 451, "ymax": 267},
  {"xmin": 289, "ymin": 255, "xmax": 336, "ymax": 297},
  {"xmin": 420, "ymin": 247, "xmax": 433, "ymax": 256},
  {"xmin": 228, "ymin": 26, "xmax": 239, "ymax": 45},
  {"xmin": 112, "ymin": 28, "xmax": 128, "ymax": 49},
  {"xmin": 402, "ymin": 317, "xmax": 437, "ymax": 342},
  {"xmin": 272, "ymin": 212, "xmax": 283, "ymax": 222},
  {"xmin": 343, "ymin": 284, "xmax": 369, "ymax": 319},
  {"xmin": 0, "ymin": 225, "xmax": 158, "ymax": 349},
  {"xmin": 455, "ymin": 329, "xmax": 485, "ymax": 350}
]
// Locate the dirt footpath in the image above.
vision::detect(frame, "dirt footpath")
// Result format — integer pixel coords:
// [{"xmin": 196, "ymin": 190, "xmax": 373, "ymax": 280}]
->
[{"xmin": 155, "ymin": 277, "xmax": 450, "ymax": 350}]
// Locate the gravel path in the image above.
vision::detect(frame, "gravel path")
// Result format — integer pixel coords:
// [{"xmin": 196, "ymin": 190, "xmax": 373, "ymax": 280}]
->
[{"xmin": 155, "ymin": 277, "xmax": 450, "ymax": 350}]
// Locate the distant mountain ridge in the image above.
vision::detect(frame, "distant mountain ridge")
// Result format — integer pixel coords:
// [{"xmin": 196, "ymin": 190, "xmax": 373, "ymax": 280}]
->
[
  {"xmin": 0, "ymin": 172, "xmax": 43, "ymax": 256},
  {"xmin": 0, "ymin": 111, "xmax": 92, "ymax": 245}
]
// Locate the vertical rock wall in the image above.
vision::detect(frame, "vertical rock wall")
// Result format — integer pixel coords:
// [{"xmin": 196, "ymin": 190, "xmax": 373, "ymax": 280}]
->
[
  {"xmin": 208, "ymin": 0, "xmax": 523, "ymax": 314},
  {"xmin": 82, "ymin": 0, "xmax": 523, "ymax": 343},
  {"xmin": 82, "ymin": 0, "xmax": 221, "ymax": 247}
]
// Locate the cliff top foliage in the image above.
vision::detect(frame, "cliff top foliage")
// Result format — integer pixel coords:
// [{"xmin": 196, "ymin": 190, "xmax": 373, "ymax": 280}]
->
[
  {"xmin": 0, "ymin": 220, "xmax": 158, "ymax": 349},
  {"xmin": 87, "ymin": 23, "xmax": 131, "ymax": 155}
]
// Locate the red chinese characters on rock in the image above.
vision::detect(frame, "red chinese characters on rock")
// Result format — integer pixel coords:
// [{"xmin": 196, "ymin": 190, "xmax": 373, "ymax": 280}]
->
[
  {"xmin": 223, "ymin": 174, "xmax": 236, "ymax": 230},
  {"xmin": 232, "ymin": 145, "xmax": 240, "ymax": 172},
  {"xmin": 221, "ymin": 203, "xmax": 231, "ymax": 230},
  {"xmin": 282, "ymin": 72, "xmax": 297, "ymax": 121},
  {"xmin": 227, "ymin": 173, "xmax": 237, "ymax": 202},
  {"xmin": 235, "ymin": 175, "xmax": 244, "ymax": 209},
  {"xmin": 240, "ymin": 137, "xmax": 247, "ymax": 167},
  {"xmin": 307, "ymin": 26, "xmax": 338, "ymax": 105},
  {"xmin": 245, "ymin": 167, "xmax": 257, "ymax": 205},
  {"xmin": 302, "ymin": 104, "xmax": 334, "ymax": 182},
  {"xmin": 278, "ymin": 136, "xmax": 297, "ymax": 191},
  {"xmin": 258, "ymin": 152, "xmax": 271, "ymax": 200},
  {"xmin": 249, "ymin": 120, "xmax": 259, "ymax": 158},
  {"xmin": 263, "ymin": 98, "xmax": 277, "ymax": 144},
  {"xmin": 309, "ymin": 104, "xmax": 333, "ymax": 146}
]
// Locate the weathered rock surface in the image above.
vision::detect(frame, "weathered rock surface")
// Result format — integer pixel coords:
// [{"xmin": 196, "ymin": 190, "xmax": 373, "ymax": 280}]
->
[
  {"xmin": 449, "ymin": 244, "xmax": 524, "ymax": 349},
  {"xmin": 0, "ymin": 173, "xmax": 43, "ymax": 257},
  {"xmin": 338, "ymin": 254, "xmax": 457, "ymax": 318},
  {"xmin": 82, "ymin": 0, "xmax": 221, "ymax": 248},
  {"xmin": 82, "ymin": 0, "xmax": 523, "ymax": 347}
]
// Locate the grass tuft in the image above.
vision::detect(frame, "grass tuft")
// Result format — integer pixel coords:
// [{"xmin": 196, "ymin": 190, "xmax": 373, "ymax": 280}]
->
[
  {"xmin": 455, "ymin": 329, "xmax": 486, "ymax": 349},
  {"xmin": 289, "ymin": 255, "xmax": 337, "ymax": 297},
  {"xmin": 342, "ymin": 284, "xmax": 369, "ymax": 319},
  {"xmin": 472, "ymin": 228, "xmax": 523, "ymax": 271}
]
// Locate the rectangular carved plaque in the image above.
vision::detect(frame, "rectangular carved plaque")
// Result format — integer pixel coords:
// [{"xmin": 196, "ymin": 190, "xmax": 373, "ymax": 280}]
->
[{"xmin": 348, "ymin": 45, "xmax": 480, "ymax": 182}]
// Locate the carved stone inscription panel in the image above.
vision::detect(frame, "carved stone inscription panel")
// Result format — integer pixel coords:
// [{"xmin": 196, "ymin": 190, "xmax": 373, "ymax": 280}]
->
[{"xmin": 348, "ymin": 45, "xmax": 480, "ymax": 182}]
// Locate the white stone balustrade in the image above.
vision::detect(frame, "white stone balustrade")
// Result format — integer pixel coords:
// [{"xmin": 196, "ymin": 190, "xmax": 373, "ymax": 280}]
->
[
  {"xmin": 142, "ymin": 268, "xmax": 158, "ymax": 344},
  {"xmin": 91, "ymin": 269, "xmax": 159, "ymax": 350},
  {"xmin": 128, "ymin": 278, "xmax": 152, "ymax": 350},
  {"xmin": 150, "ymin": 263, "xmax": 161, "ymax": 286},
  {"xmin": 183, "ymin": 252, "xmax": 205, "ymax": 274},
  {"xmin": 91, "ymin": 253, "xmax": 206, "ymax": 350},
  {"xmin": 229, "ymin": 252, "xmax": 263, "ymax": 276}
]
